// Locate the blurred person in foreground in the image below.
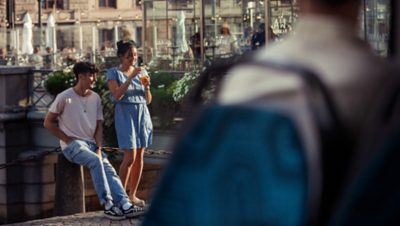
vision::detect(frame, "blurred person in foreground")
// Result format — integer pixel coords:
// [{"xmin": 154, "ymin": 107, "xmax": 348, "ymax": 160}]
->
[
  {"xmin": 218, "ymin": 0, "xmax": 390, "ymax": 149},
  {"xmin": 44, "ymin": 62, "xmax": 143, "ymax": 220},
  {"xmin": 217, "ymin": 0, "xmax": 391, "ymax": 223}
]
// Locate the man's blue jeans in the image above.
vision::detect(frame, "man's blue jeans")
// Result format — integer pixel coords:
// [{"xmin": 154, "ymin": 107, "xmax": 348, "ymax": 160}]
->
[{"xmin": 62, "ymin": 139, "xmax": 130, "ymax": 207}]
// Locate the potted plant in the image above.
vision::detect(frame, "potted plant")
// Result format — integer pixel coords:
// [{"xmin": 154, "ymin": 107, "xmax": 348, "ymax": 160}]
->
[{"xmin": 44, "ymin": 65, "xmax": 75, "ymax": 96}]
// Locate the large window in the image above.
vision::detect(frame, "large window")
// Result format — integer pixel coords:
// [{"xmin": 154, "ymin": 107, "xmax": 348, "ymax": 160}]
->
[
  {"xmin": 269, "ymin": 0, "xmax": 298, "ymax": 39},
  {"xmin": 361, "ymin": 0, "xmax": 391, "ymax": 56},
  {"xmin": 42, "ymin": 0, "xmax": 64, "ymax": 9},
  {"xmin": 142, "ymin": 0, "xmax": 298, "ymax": 71},
  {"xmin": 99, "ymin": 0, "xmax": 117, "ymax": 8}
]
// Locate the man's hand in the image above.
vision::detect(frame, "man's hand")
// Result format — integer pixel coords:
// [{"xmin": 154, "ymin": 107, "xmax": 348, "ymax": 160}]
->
[
  {"xmin": 64, "ymin": 137, "xmax": 74, "ymax": 145},
  {"xmin": 44, "ymin": 111, "xmax": 74, "ymax": 145},
  {"xmin": 96, "ymin": 147, "xmax": 102, "ymax": 158}
]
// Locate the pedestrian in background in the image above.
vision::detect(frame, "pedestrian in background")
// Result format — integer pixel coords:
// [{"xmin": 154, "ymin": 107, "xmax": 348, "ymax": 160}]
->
[
  {"xmin": 107, "ymin": 39, "xmax": 153, "ymax": 208},
  {"xmin": 216, "ymin": 23, "xmax": 241, "ymax": 57},
  {"xmin": 251, "ymin": 23, "xmax": 266, "ymax": 50},
  {"xmin": 0, "ymin": 48, "xmax": 7, "ymax": 65},
  {"xmin": 43, "ymin": 47, "xmax": 54, "ymax": 69},
  {"xmin": 30, "ymin": 45, "xmax": 43, "ymax": 68}
]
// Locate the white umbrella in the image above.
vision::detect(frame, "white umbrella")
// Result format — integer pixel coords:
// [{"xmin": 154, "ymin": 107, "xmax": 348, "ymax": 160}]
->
[
  {"xmin": 22, "ymin": 12, "xmax": 33, "ymax": 55},
  {"xmin": 176, "ymin": 11, "xmax": 188, "ymax": 53},
  {"xmin": 46, "ymin": 14, "xmax": 57, "ymax": 52}
]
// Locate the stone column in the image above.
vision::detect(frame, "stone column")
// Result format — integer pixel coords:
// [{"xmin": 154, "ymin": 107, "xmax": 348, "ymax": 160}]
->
[
  {"xmin": 54, "ymin": 154, "xmax": 85, "ymax": 216},
  {"xmin": 28, "ymin": 109, "xmax": 86, "ymax": 217},
  {"xmin": 20, "ymin": 150, "xmax": 57, "ymax": 220}
]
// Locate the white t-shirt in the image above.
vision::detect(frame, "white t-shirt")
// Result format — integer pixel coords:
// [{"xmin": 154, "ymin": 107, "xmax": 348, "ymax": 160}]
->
[
  {"xmin": 217, "ymin": 34, "xmax": 240, "ymax": 56},
  {"xmin": 48, "ymin": 87, "xmax": 104, "ymax": 150}
]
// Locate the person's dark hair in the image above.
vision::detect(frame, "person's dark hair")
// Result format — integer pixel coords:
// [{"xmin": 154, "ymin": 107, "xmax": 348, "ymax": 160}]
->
[
  {"xmin": 259, "ymin": 23, "xmax": 265, "ymax": 31},
  {"xmin": 73, "ymin": 61, "xmax": 99, "ymax": 80},
  {"xmin": 220, "ymin": 27, "xmax": 231, "ymax": 35},
  {"xmin": 116, "ymin": 40, "xmax": 137, "ymax": 57}
]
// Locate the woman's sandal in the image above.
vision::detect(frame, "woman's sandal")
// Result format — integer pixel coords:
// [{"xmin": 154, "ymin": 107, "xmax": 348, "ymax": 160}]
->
[{"xmin": 131, "ymin": 198, "xmax": 146, "ymax": 208}]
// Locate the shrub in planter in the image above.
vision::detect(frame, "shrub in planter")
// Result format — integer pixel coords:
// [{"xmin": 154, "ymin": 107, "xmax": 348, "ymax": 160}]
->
[
  {"xmin": 150, "ymin": 87, "xmax": 177, "ymax": 129},
  {"xmin": 44, "ymin": 66, "xmax": 75, "ymax": 96},
  {"xmin": 147, "ymin": 70, "xmax": 180, "ymax": 129}
]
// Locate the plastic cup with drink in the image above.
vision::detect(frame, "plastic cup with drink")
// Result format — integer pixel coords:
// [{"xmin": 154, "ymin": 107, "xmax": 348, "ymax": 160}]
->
[{"xmin": 139, "ymin": 67, "xmax": 150, "ymax": 85}]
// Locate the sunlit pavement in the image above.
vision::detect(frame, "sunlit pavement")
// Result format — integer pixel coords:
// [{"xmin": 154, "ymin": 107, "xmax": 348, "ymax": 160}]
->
[{"xmin": 7, "ymin": 211, "xmax": 144, "ymax": 226}]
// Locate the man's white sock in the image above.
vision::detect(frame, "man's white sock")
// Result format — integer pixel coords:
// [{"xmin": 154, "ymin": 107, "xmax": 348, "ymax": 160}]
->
[
  {"xmin": 122, "ymin": 202, "xmax": 132, "ymax": 210},
  {"xmin": 105, "ymin": 200, "xmax": 114, "ymax": 210}
]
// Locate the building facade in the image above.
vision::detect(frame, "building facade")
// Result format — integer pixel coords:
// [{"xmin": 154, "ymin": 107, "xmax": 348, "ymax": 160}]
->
[{"xmin": 0, "ymin": 0, "xmax": 143, "ymax": 56}]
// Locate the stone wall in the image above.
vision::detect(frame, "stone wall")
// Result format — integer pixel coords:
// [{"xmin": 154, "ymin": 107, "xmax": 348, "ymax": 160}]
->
[
  {"xmin": 0, "ymin": 1, "xmax": 5, "ymax": 21},
  {"xmin": 0, "ymin": 66, "xmax": 32, "ymax": 112},
  {"xmin": 0, "ymin": 66, "xmax": 32, "ymax": 224},
  {"xmin": 68, "ymin": 0, "xmax": 89, "ymax": 11}
]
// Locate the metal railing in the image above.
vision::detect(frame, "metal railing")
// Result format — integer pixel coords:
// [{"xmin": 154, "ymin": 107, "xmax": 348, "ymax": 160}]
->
[
  {"xmin": 0, "ymin": 147, "xmax": 170, "ymax": 170},
  {"xmin": 28, "ymin": 68, "xmax": 55, "ymax": 111}
]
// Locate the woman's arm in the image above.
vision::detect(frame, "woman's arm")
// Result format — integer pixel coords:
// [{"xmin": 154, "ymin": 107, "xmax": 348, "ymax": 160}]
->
[
  {"xmin": 144, "ymin": 86, "xmax": 152, "ymax": 104},
  {"xmin": 141, "ymin": 75, "xmax": 152, "ymax": 104},
  {"xmin": 107, "ymin": 68, "xmax": 141, "ymax": 100},
  {"xmin": 107, "ymin": 79, "xmax": 131, "ymax": 100}
]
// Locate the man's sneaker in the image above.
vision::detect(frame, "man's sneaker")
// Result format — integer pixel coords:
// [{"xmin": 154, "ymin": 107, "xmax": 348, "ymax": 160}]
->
[
  {"xmin": 122, "ymin": 204, "xmax": 145, "ymax": 218},
  {"xmin": 104, "ymin": 205, "xmax": 125, "ymax": 220}
]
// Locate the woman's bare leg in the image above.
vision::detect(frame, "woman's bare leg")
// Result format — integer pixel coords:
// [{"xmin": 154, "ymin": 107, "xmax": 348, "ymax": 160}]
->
[
  {"xmin": 118, "ymin": 149, "xmax": 134, "ymax": 189},
  {"xmin": 128, "ymin": 147, "xmax": 145, "ymax": 205}
]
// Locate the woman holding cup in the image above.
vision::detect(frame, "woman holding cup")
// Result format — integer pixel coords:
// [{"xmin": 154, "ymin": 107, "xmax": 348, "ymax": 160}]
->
[{"xmin": 106, "ymin": 39, "xmax": 152, "ymax": 207}]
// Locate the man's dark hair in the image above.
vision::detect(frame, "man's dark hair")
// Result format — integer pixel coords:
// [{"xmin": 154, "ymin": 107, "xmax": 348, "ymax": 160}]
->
[{"xmin": 72, "ymin": 61, "xmax": 99, "ymax": 80}]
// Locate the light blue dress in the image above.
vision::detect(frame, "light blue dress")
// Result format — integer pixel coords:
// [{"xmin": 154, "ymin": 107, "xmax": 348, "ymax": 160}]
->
[{"xmin": 106, "ymin": 67, "xmax": 153, "ymax": 149}]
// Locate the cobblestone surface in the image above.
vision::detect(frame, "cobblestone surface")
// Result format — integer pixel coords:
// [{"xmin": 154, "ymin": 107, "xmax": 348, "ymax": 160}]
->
[{"xmin": 8, "ymin": 211, "xmax": 144, "ymax": 226}]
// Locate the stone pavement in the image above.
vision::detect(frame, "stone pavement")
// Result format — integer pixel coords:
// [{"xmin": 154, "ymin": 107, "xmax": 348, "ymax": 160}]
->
[{"xmin": 7, "ymin": 211, "xmax": 144, "ymax": 226}]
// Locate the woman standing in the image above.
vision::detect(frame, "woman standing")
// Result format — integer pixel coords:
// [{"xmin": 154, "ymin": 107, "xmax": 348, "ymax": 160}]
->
[
  {"xmin": 107, "ymin": 40, "xmax": 152, "ymax": 207},
  {"xmin": 217, "ymin": 23, "xmax": 241, "ymax": 57}
]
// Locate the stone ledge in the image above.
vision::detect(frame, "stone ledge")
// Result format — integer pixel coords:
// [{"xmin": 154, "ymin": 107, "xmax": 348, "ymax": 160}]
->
[
  {"xmin": 27, "ymin": 111, "xmax": 47, "ymax": 120},
  {"xmin": 0, "ymin": 112, "xmax": 26, "ymax": 121},
  {"xmin": 19, "ymin": 150, "xmax": 59, "ymax": 165},
  {"xmin": 0, "ymin": 66, "xmax": 33, "ymax": 75}
]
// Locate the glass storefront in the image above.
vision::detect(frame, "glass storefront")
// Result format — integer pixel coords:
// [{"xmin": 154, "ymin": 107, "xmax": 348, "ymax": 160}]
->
[
  {"xmin": 0, "ymin": 0, "xmax": 392, "ymax": 67},
  {"xmin": 269, "ymin": 0, "xmax": 298, "ymax": 40},
  {"xmin": 141, "ymin": 0, "xmax": 391, "ymax": 71},
  {"xmin": 361, "ymin": 0, "xmax": 391, "ymax": 57},
  {"xmin": 142, "ymin": 0, "xmax": 299, "ymax": 71}
]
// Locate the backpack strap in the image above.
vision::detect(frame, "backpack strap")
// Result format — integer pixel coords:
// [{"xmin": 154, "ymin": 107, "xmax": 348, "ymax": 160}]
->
[{"xmin": 329, "ymin": 74, "xmax": 400, "ymax": 226}]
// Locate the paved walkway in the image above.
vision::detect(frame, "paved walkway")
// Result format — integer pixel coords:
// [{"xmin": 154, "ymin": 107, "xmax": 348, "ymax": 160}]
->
[{"xmin": 8, "ymin": 211, "xmax": 144, "ymax": 226}]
